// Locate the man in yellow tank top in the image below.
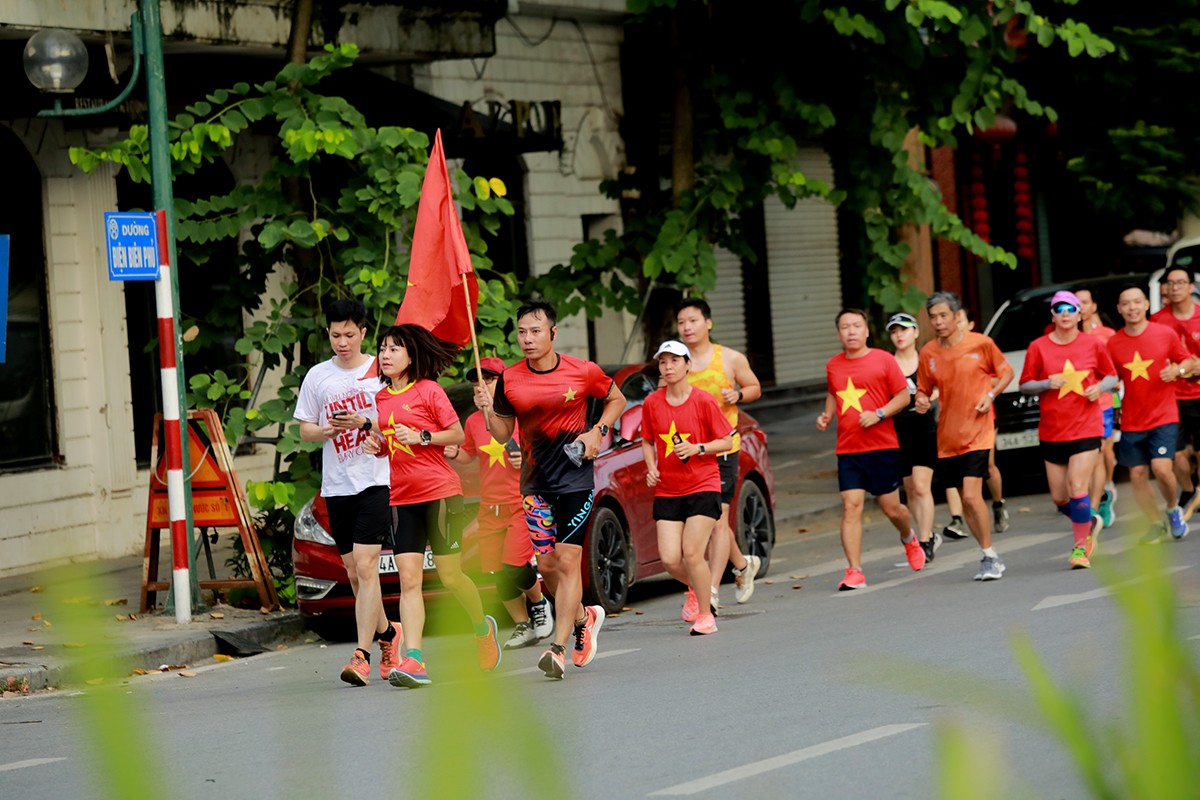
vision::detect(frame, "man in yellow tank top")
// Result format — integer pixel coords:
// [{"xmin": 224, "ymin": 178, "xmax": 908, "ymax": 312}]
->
[{"xmin": 676, "ymin": 298, "xmax": 763, "ymax": 607}]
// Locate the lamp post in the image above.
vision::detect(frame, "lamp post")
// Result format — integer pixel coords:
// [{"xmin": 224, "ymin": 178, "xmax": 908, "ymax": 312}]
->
[{"xmin": 25, "ymin": 1, "xmax": 197, "ymax": 623}]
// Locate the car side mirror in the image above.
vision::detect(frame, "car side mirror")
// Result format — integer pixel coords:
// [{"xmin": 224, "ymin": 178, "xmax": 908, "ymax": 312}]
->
[{"xmin": 614, "ymin": 405, "xmax": 643, "ymax": 443}]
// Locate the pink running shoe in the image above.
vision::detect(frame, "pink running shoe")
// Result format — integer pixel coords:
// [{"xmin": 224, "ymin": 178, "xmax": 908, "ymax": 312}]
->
[
  {"xmin": 340, "ymin": 649, "xmax": 370, "ymax": 686},
  {"xmin": 903, "ymin": 536, "xmax": 927, "ymax": 571},
  {"xmin": 689, "ymin": 613, "xmax": 718, "ymax": 636},
  {"xmin": 377, "ymin": 622, "xmax": 402, "ymax": 681},
  {"xmin": 681, "ymin": 587, "xmax": 700, "ymax": 623},
  {"xmin": 572, "ymin": 605, "xmax": 605, "ymax": 667},
  {"xmin": 838, "ymin": 567, "xmax": 866, "ymax": 591}
]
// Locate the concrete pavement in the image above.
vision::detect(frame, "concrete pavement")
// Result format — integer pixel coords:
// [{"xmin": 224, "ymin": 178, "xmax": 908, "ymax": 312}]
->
[{"xmin": 0, "ymin": 403, "xmax": 856, "ymax": 694}]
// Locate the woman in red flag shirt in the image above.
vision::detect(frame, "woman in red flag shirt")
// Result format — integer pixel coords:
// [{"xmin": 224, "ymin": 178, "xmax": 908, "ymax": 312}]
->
[
  {"xmin": 1019, "ymin": 291, "xmax": 1118, "ymax": 569},
  {"xmin": 817, "ymin": 309, "xmax": 924, "ymax": 591},
  {"xmin": 363, "ymin": 324, "xmax": 501, "ymax": 687},
  {"xmin": 641, "ymin": 340, "xmax": 734, "ymax": 635}
]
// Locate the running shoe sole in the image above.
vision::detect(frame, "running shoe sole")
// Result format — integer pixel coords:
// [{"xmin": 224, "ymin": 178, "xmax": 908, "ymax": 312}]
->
[
  {"xmin": 388, "ymin": 669, "xmax": 430, "ymax": 688},
  {"xmin": 538, "ymin": 650, "xmax": 565, "ymax": 680},
  {"xmin": 576, "ymin": 606, "xmax": 605, "ymax": 667},
  {"xmin": 340, "ymin": 666, "xmax": 368, "ymax": 687}
]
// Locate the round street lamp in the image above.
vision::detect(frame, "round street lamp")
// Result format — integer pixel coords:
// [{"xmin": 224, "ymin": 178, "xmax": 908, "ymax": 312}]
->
[{"xmin": 23, "ymin": 29, "xmax": 89, "ymax": 93}]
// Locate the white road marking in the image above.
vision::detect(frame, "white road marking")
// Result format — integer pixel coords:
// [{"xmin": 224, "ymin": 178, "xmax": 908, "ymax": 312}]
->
[
  {"xmin": 647, "ymin": 723, "xmax": 926, "ymax": 796},
  {"xmin": 1031, "ymin": 566, "xmax": 1189, "ymax": 611},
  {"xmin": 0, "ymin": 758, "xmax": 66, "ymax": 773},
  {"xmin": 487, "ymin": 648, "xmax": 640, "ymax": 681}
]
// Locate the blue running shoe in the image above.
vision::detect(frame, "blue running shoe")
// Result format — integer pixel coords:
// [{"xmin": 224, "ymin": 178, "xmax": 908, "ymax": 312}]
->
[{"xmin": 1168, "ymin": 507, "xmax": 1189, "ymax": 540}]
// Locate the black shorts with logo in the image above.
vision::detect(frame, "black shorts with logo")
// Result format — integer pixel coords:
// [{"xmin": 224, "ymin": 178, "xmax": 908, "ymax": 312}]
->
[
  {"xmin": 391, "ymin": 495, "xmax": 467, "ymax": 557},
  {"xmin": 717, "ymin": 452, "xmax": 738, "ymax": 504}
]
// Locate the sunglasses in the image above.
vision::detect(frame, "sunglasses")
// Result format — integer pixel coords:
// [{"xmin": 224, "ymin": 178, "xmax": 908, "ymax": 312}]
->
[{"xmin": 1051, "ymin": 303, "xmax": 1079, "ymax": 315}]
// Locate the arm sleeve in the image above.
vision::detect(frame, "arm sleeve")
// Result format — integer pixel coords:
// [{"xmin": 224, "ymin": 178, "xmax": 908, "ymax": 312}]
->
[
  {"xmin": 1097, "ymin": 375, "xmax": 1119, "ymax": 392},
  {"xmin": 294, "ymin": 369, "xmax": 320, "ymax": 423},
  {"xmin": 1019, "ymin": 340, "xmax": 1043, "ymax": 384},
  {"xmin": 1020, "ymin": 379, "xmax": 1052, "ymax": 394},
  {"xmin": 492, "ymin": 374, "xmax": 516, "ymax": 417}
]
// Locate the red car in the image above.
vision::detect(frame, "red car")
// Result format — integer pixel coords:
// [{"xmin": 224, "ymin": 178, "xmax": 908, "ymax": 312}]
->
[{"xmin": 292, "ymin": 364, "xmax": 776, "ymax": 618}]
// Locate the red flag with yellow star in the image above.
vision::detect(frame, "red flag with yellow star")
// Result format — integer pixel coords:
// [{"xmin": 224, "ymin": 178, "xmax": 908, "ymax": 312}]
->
[{"xmin": 395, "ymin": 129, "xmax": 479, "ymax": 345}]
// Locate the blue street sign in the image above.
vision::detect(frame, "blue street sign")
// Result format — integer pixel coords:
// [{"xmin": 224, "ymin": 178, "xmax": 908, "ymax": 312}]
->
[
  {"xmin": 0, "ymin": 235, "xmax": 9, "ymax": 363},
  {"xmin": 105, "ymin": 211, "xmax": 160, "ymax": 281}
]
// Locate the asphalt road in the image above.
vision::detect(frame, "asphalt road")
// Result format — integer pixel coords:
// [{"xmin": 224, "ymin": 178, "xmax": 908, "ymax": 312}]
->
[{"xmin": 3, "ymin": 499, "xmax": 1199, "ymax": 800}]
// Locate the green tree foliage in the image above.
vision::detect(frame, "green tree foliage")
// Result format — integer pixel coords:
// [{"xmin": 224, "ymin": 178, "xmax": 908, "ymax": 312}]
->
[
  {"xmin": 536, "ymin": 0, "xmax": 1113, "ymax": 317},
  {"xmin": 71, "ymin": 43, "xmax": 518, "ymax": 520}
]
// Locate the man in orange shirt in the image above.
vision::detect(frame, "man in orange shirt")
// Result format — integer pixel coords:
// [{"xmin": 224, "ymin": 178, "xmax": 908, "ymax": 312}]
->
[{"xmin": 915, "ymin": 292, "xmax": 1014, "ymax": 580}]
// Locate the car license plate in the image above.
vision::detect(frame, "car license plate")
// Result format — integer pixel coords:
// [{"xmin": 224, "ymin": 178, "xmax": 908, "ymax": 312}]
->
[
  {"xmin": 378, "ymin": 548, "xmax": 436, "ymax": 573},
  {"xmin": 995, "ymin": 430, "xmax": 1039, "ymax": 451}
]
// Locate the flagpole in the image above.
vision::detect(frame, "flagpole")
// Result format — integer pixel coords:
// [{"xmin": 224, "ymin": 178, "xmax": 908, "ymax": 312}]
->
[{"xmin": 461, "ymin": 276, "xmax": 491, "ymax": 427}]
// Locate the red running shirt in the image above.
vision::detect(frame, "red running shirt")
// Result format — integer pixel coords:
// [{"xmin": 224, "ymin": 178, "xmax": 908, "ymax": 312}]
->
[
  {"xmin": 461, "ymin": 411, "xmax": 521, "ymax": 505},
  {"xmin": 1020, "ymin": 333, "xmax": 1117, "ymax": 442},
  {"xmin": 825, "ymin": 348, "xmax": 907, "ymax": 455},
  {"xmin": 641, "ymin": 387, "xmax": 735, "ymax": 498},
  {"xmin": 1150, "ymin": 305, "xmax": 1200, "ymax": 400},
  {"xmin": 492, "ymin": 354, "xmax": 614, "ymax": 494},
  {"xmin": 374, "ymin": 379, "xmax": 462, "ymax": 505},
  {"xmin": 1084, "ymin": 324, "xmax": 1117, "ymax": 410},
  {"xmin": 1107, "ymin": 323, "xmax": 1189, "ymax": 432}
]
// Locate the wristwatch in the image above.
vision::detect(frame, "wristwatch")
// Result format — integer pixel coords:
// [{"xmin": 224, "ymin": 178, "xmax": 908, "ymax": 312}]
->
[
  {"xmin": 596, "ymin": 423, "xmax": 610, "ymax": 437},
  {"xmin": 874, "ymin": 409, "xmax": 885, "ymax": 420},
  {"xmin": 699, "ymin": 444, "xmax": 707, "ymax": 455},
  {"xmin": 360, "ymin": 419, "xmax": 372, "ymax": 432},
  {"xmin": 419, "ymin": 430, "xmax": 432, "ymax": 446}
]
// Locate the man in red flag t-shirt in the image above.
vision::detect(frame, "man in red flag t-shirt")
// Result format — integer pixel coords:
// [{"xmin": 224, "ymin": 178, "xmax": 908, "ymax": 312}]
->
[
  {"xmin": 1019, "ymin": 291, "xmax": 1118, "ymax": 570},
  {"xmin": 1150, "ymin": 266, "xmax": 1200, "ymax": 519},
  {"xmin": 816, "ymin": 308, "xmax": 924, "ymax": 591},
  {"xmin": 1108, "ymin": 284, "xmax": 1197, "ymax": 541},
  {"xmin": 474, "ymin": 300, "xmax": 626, "ymax": 680}
]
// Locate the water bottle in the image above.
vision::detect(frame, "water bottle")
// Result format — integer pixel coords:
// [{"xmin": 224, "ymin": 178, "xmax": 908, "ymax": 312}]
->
[{"xmin": 563, "ymin": 440, "xmax": 586, "ymax": 467}]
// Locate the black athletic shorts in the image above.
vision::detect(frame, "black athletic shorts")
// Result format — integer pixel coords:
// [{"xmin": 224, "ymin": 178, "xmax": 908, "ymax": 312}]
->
[
  {"xmin": 523, "ymin": 490, "xmax": 594, "ymax": 550},
  {"xmin": 837, "ymin": 450, "xmax": 902, "ymax": 496},
  {"xmin": 1177, "ymin": 399, "xmax": 1200, "ymax": 451},
  {"xmin": 717, "ymin": 452, "xmax": 739, "ymax": 504},
  {"xmin": 653, "ymin": 492, "xmax": 723, "ymax": 522},
  {"xmin": 391, "ymin": 495, "xmax": 467, "ymax": 557},
  {"xmin": 895, "ymin": 425, "xmax": 938, "ymax": 477},
  {"xmin": 324, "ymin": 485, "xmax": 392, "ymax": 556},
  {"xmin": 1039, "ymin": 438, "xmax": 1101, "ymax": 466},
  {"xmin": 938, "ymin": 449, "xmax": 990, "ymax": 488}
]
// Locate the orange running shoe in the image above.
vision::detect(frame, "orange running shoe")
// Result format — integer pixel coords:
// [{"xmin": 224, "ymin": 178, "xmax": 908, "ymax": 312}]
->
[
  {"xmin": 477, "ymin": 615, "xmax": 501, "ymax": 672},
  {"xmin": 538, "ymin": 646, "xmax": 565, "ymax": 680},
  {"xmin": 681, "ymin": 587, "xmax": 699, "ymax": 623},
  {"xmin": 838, "ymin": 567, "xmax": 866, "ymax": 591},
  {"xmin": 388, "ymin": 656, "xmax": 430, "ymax": 688},
  {"xmin": 340, "ymin": 648, "xmax": 370, "ymax": 687},
  {"xmin": 903, "ymin": 535, "xmax": 927, "ymax": 571},
  {"xmin": 689, "ymin": 613, "xmax": 718, "ymax": 636},
  {"xmin": 572, "ymin": 605, "xmax": 605, "ymax": 667},
  {"xmin": 377, "ymin": 622, "xmax": 402, "ymax": 681}
]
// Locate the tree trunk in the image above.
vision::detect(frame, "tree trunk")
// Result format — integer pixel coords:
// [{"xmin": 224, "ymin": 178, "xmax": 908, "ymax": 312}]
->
[
  {"xmin": 287, "ymin": 0, "xmax": 314, "ymax": 67},
  {"xmin": 669, "ymin": 8, "xmax": 694, "ymax": 208}
]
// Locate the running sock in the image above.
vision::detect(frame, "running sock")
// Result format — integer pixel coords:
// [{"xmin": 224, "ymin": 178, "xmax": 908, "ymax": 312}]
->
[
  {"xmin": 473, "ymin": 620, "xmax": 491, "ymax": 637},
  {"xmin": 993, "ymin": 499, "xmax": 1006, "ymax": 509},
  {"xmin": 1069, "ymin": 494, "xmax": 1092, "ymax": 547},
  {"xmin": 405, "ymin": 648, "xmax": 423, "ymax": 663},
  {"xmin": 355, "ymin": 648, "xmax": 371, "ymax": 663},
  {"xmin": 375, "ymin": 624, "xmax": 397, "ymax": 642},
  {"xmin": 1056, "ymin": 501, "xmax": 1071, "ymax": 518},
  {"xmin": 550, "ymin": 643, "xmax": 566, "ymax": 655},
  {"xmin": 901, "ymin": 530, "xmax": 916, "ymax": 544},
  {"xmin": 982, "ymin": 547, "xmax": 998, "ymax": 558}
]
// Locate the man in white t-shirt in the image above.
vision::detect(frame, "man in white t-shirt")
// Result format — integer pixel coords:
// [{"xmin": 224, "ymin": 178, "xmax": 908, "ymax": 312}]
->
[{"xmin": 294, "ymin": 299, "xmax": 400, "ymax": 686}]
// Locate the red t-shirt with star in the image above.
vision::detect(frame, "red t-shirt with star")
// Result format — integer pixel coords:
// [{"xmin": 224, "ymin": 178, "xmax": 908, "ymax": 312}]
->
[
  {"xmin": 461, "ymin": 411, "xmax": 521, "ymax": 505},
  {"xmin": 826, "ymin": 348, "xmax": 907, "ymax": 455},
  {"xmin": 492, "ymin": 354, "xmax": 613, "ymax": 494},
  {"xmin": 641, "ymin": 387, "xmax": 735, "ymax": 498},
  {"xmin": 1020, "ymin": 333, "xmax": 1117, "ymax": 442},
  {"xmin": 374, "ymin": 379, "xmax": 462, "ymax": 505},
  {"xmin": 1150, "ymin": 305, "xmax": 1200, "ymax": 400},
  {"xmin": 1107, "ymin": 323, "xmax": 1190, "ymax": 432}
]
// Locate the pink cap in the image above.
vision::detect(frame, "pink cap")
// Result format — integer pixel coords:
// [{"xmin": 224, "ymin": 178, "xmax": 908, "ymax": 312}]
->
[
  {"xmin": 1050, "ymin": 290, "xmax": 1081, "ymax": 308},
  {"xmin": 466, "ymin": 356, "xmax": 507, "ymax": 381}
]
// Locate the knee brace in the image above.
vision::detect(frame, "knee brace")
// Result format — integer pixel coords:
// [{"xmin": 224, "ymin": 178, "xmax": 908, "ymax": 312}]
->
[
  {"xmin": 497, "ymin": 562, "xmax": 536, "ymax": 601},
  {"xmin": 1068, "ymin": 494, "xmax": 1091, "ymax": 525}
]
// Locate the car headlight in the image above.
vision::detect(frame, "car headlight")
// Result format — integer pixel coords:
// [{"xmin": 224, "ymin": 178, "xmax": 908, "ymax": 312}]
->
[{"xmin": 294, "ymin": 498, "xmax": 336, "ymax": 546}]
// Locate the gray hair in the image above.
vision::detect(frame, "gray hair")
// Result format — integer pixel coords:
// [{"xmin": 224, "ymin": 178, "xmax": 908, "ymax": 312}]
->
[{"xmin": 925, "ymin": 291, "xmax": 963, "ymax": 313}]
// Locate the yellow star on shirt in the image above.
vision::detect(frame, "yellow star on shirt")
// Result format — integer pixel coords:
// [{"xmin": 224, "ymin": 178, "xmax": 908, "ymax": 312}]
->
[
  {"xmin": 380, "ymin": 412, "xmax": 414, "ymax": 457},
  {"xmin": 1124, "ymin": 351, "xmax": 1153, "ymax": 381},
  {"xmin": 1053, "ymin": 359, "xmax": 1089, "ymax": 398},
  {"xmin": 658, "ymin": 420, "xmax": 691, "ymax": 458},
  {"xmin": 836, "ymin": 377, "xmax": 868, "ymax": 414},
  {"xmin": 479, "ymin": 437, "xmax": 509, "ymax": 468},
  {"xmin": 563, "ymin": 387, "xmax": 578, "ymax": 403}
]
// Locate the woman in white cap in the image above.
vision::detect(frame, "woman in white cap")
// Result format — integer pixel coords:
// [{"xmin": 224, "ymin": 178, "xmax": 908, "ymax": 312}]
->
[
  {"xmin": 1018, "ymin": 291, "xmax": 1119, "ymax": 569},
  {"xmin": 887, "ymin": 312, "xmax": 941, "ymax": 563},
  {"xmin": 641, "ymin": 340, "xmax": 735, "ymax": 635}
]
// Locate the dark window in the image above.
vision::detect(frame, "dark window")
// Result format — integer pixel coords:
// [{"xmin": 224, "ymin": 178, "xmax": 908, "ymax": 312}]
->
[{"xmin": 0, "ymin": 128, "xmax": 57, "ymax": 471}]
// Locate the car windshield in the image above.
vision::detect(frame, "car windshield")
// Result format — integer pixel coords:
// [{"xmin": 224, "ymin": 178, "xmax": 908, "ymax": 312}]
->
[{"xmin": 987, "ymin": 276, "xmax": 1149, "ymax": 353}]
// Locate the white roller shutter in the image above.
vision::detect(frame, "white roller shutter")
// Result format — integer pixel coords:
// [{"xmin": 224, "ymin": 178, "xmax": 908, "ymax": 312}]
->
[
  {"xmin": 708, "ymin": 246, "xmax": 747, "ymax": 353},
  {"xmin": 764, "ymin": 147, "xmax": 842, "ymax": 384}
]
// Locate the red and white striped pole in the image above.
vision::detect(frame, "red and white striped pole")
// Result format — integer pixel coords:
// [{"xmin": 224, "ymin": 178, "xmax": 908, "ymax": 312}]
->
[{"xmin": 155, "ymin": 209, "xmax": 191, "ymax": 623}]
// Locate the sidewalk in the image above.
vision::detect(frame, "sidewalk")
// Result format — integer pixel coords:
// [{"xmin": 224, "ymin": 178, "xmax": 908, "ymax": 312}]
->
[{"xmin": 0, "ymin": 404, "xmax": 835, "ymax": 694}]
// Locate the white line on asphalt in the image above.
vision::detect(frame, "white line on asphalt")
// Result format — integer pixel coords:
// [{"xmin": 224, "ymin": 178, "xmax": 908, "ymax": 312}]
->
[
  {"xmin": 647, "ymin": 723, "xmax": 927, "ymax": 796},
  {"xmin": 0, "ymin": 758, "xmax": 66, "ymax": 773},
  {"xmin": 1031, "ymin": 566, "xmax": 1189, "ymax": 611},
  {"xmin": 487, "ymin": 648, "xmax": 640, "ymax": 681}
]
